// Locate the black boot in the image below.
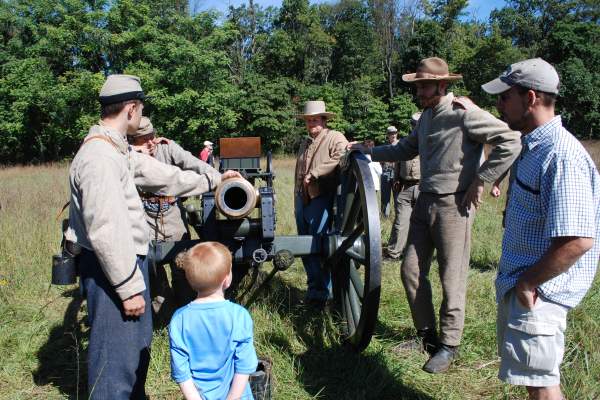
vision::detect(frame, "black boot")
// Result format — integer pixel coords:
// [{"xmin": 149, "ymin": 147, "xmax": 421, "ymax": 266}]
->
[{"xmin": 422, "ymin": 344, "xmax": 458, "ymax": 374}]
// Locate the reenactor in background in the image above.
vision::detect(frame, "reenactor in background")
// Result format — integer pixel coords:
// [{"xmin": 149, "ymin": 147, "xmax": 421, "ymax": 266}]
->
[
  {"xmin": 380, "ymin": 126, "xmax": 399, "ymax": 218},
  {"xmin": 294, "ymin": 100, "xmax": 349, "ymax": 308},
  {"xmin": 364, "ymin": 139, "xmax": 383, "ymax": 193},
  {"xmin": 349, "ymin": 57, "xmax": 521, "ymax": 373},
  {"xmin": 129, "ymin": 116, "xmax": 221, "ymax": 318},
  {"xmin": 65, "ymin": 74, "xmax": 237, "ymax": 399},
  {"xmin": 199, "ymin": 140, "xmax": 215, "ymax": 167},
  {"xmin": 385, "ymin": 112, "xmax": 421, "ymax": 260}
]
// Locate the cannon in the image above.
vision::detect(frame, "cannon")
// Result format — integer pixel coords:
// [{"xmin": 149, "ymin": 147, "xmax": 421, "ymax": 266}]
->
[{"xmin": 148, "ymin": 137, "xmax": 382, "ymax": 351}]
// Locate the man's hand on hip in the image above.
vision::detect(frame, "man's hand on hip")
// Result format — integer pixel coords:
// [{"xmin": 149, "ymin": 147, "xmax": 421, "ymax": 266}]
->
[
  {"xmin": 462, "ymin": 177, "xmax": 484, "ymax": 209},
  {"xmin": 123, "ymin": 293, "xmax": 145, "ymax": 317},
  {"xmin": 515, "ymin": 279, "xmax": 538, "ymax": 309}
]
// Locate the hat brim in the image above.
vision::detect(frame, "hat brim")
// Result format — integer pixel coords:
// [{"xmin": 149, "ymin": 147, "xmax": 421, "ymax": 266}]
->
[
  {"xmin": 402, "ymin": 73, "xmax": 463, "ymax": 83},
  {"xmin": 481, "ymin": 77, "xmax": 513, "ymax": 94},
  {"xmin": 296, "ymin": 112, "xmax": 336, "ymax": 120}
]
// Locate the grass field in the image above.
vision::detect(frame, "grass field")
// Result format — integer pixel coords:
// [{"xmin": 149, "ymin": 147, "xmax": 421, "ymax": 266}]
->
[{"xmin": 0, "ymin": 152, "xmax": 599, "ymax": 400}]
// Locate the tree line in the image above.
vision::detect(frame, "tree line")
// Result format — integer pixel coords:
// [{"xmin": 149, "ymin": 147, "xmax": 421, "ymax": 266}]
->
[{"xmin": 0, "ymin": 0, "xmax": 598, "ymax": 163}]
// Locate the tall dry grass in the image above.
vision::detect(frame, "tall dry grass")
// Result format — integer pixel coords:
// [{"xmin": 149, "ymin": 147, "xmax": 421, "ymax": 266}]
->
[{"xmin": 0, "ymin": 154, "xmax": 598, "ymax": 399}]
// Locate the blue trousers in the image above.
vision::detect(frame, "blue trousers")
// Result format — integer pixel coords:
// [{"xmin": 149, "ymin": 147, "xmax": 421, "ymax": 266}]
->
[
  {"xmin": 80, "ymin": 249, "xmax": 152, "ymax": 400},
  {"xmin": 294, "ymin": 194, "xmax": 333, "ymax": 301},
  {"xmin": 380, "ymin": 174, "xmax": 393, "ymax": 218}
]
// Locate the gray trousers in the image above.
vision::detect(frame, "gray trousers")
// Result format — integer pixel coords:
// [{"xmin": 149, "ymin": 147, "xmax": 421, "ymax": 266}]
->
[
  {"xmin": 387, "ymin": 183, "xmax": 419, "ymax": 258},
  {"xmin": 400, "ymin": 191, "xmax": 474, "ymax": 347}
]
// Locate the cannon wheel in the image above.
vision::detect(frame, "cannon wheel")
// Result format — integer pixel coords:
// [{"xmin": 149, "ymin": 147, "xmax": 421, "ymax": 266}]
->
[{"xmin": 330, "ymin": 152, "xmax": 382, "ymax": 351}]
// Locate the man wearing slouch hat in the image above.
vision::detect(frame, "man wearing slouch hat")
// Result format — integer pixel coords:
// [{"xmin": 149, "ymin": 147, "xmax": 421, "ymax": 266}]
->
[
  {"xmin": 294, "ymin": 100, "xmax": 348, "ymax": 309},
  {"xmin": 349, "ymin": 57, "xmax": 521, "ymax": 373},
  {"xmin": 65, "ymin": 74, "xmax": 239, "ymax": 399}
]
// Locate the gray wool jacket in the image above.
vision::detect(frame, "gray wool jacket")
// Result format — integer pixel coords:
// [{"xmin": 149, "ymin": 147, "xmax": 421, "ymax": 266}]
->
[
  {"xmin": 66, "ymin": 123, "xmax": 221, "ymax": 300},
  {"xmin": 371, "ymin": 93, "xmax": 522, "ymax": 194},
  {"xmin": 144, "ymin": 140, "xmax": 221, "ymax": 242}
]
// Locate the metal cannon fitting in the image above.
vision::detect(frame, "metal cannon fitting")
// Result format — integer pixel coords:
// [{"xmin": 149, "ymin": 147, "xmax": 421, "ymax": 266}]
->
[{"xmin": 214, "ymin": 177, "xmax": 259, "ymax": 219}]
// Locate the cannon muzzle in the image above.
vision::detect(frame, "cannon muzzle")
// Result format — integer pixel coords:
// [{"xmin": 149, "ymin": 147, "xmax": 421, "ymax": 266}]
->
[{"xmin": 214, "ymin": 177, "xmax": 259, "ymax": 219}]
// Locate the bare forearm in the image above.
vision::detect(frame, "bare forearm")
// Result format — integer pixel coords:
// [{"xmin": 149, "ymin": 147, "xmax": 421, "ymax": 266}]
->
[
  {"xmin": 226, "ymin": 373, "xmax": 249, "ymax": 400},
  {"xmin": 520, "ymin": 237, "xmax": 594, "ymax": 287},
  {"xmin": 179, "ymin": 379, "xmax": 203, "ymax": 400}
]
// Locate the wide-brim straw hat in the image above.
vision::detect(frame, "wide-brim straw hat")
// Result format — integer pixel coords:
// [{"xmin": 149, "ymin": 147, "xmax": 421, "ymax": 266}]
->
[
  {"xmin": 402, "ymin": 57, "xmax": 462, "ymax": 83},
  {"xmin": 296, "ymin": 100, "xmax": 335, "ymax": 119}
]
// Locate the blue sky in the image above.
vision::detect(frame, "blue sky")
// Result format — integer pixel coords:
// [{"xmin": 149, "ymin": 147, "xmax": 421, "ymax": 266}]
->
[{"xmin": 191, "ymin": 0, "xmax": 508, "ymax": 22}]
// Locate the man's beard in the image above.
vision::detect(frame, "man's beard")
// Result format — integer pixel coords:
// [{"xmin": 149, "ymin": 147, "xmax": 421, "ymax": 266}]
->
[{"xmin": 503, "ymin": 108, "xmax": 530, "ymax": 132}]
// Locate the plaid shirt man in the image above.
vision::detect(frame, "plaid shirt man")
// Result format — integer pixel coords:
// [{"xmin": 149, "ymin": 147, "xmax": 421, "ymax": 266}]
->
[{"xmin": 496, "ymin": 116, "xmax": 600, "ymax": 308}]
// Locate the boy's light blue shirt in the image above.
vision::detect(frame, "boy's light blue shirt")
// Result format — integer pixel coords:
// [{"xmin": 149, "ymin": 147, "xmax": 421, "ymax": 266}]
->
[{"xmin": 169, "ymin": 300, "xmax": 258, "ymax": 400}]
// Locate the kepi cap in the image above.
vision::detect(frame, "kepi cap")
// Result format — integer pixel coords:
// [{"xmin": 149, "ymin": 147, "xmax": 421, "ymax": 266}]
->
[
  {"xmin": 130, "ymin": 116, "xmax": 154, "ymax": 138},
  {"xmin": 386, "ymin": 126, "xmax": 398, "ymax": 134},
  {"xmin": 203, "ymin": 140, "xmax": 213, "ymax": 147},
  {"xmin": 482, "ymin": 58, "xmax": 560, "ymax": 95},
  {"xmin": 99, "ymin": 74, "xmax": 147, "ymax": 105}
]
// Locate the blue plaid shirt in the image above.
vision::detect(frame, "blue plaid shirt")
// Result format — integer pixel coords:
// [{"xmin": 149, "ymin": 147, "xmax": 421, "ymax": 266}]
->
[{"xmin": 496, "ymin": 116, "xmax": 600, "ymax": 308}]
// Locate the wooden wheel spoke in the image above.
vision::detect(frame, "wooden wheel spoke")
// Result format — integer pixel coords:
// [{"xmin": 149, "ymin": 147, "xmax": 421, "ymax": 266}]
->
[
  {"xmin": 349, "ymin": 264, "xmax": 364, "ymax": 300},
  {"xmin": 341, "ymin": 189, "xmax": 361, "ymax": 235},
  {"xmin": 344, "ymin": 290, "xmax": 357, "ymax": 333}
]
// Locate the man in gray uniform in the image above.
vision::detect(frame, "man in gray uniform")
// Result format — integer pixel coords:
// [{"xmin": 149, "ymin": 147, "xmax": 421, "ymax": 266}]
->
[
  {"xmin": 385, "ymin": 112, "xmax": 421, "ymax": 260},
  {"xmin": 380, "ymin": 126, "xmax": 399, "ymax": 218},
  {"xmin": 129, "ymin": 116, "xmax": 221, "ymax": 316},
  {"xmin": 350, "ymin": 57, "xmax": 521, "ymax": 373},
  {"xmin": 65, "ymin": 74, "xmax": 238, "ymax": 399}
]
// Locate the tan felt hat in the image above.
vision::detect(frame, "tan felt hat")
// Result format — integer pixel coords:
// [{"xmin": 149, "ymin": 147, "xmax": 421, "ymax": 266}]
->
[
  {"xmin": 99, "ymin": 74, "xmax": 147, "ymax": 105},
  {"xmin": 402, "ymin": 57, "xmax": 462, "ymax": 83},
  {"xmin": 131, "ymin": 116, "xmax": 154, "ymax": 138},
  {"xmin": 296, "ymin": 100, "xmax": 335, "ymax": 119}
]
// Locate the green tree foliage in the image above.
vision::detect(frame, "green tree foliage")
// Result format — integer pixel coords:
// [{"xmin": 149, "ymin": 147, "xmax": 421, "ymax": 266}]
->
[{"xmin": 0, "ymin": 0, "xmax": 598, "ymax": 163}]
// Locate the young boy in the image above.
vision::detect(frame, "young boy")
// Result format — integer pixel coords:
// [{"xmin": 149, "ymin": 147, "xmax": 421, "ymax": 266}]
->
[{"xmin": 169, "ymin": 242, "xmax": 258, "ymax": 400}]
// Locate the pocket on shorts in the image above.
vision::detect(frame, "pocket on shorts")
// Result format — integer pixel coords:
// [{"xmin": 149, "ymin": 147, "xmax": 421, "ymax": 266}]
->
[{"xmin": 505, "ymin": 317, "xmax": 558, "ymax": 373}]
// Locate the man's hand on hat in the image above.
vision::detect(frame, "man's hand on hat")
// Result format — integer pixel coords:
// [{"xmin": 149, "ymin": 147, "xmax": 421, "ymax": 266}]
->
[
  {"xmin": 462, "ymin": 176, "xmax": 484, "ymax": 209},
  {"xmin": 347, "ymin": 141, "xmax": 372, "ymax": 154},
  {"xmin": 222, "ymin": 170, "xmax": 242, "ymax": 180}
]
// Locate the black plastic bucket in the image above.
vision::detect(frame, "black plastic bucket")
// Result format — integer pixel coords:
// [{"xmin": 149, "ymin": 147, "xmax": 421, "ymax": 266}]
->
[{"xmin": 250, "ymin": 358, "xmax": 272, "ymax": 400}]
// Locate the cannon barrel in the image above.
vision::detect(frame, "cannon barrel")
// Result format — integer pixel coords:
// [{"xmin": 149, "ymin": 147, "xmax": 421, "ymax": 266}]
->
[{"xmin": 214, "ymin": 177, "xmax": 259, "ymax": 219}]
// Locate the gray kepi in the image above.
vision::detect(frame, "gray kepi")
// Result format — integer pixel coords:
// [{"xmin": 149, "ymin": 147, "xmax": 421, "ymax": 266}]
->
[
  {"xmin": 297, "ymin": 100, "xmax": 336, "ymax": 120},
  {"xmin": 99, "ymin": 74, "xmax": 147, "ymax": 105}
]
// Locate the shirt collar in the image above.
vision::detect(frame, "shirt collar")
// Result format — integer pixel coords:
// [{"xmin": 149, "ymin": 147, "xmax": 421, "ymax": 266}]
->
[
  {"xmin": 307, "ymin": 128, "xmax": 328, "ymax": 143},
  {"xmin": 432, "ymin": 92, "xmax": 454, "ymax": 115},
  {"xmin": 522, "ymin": 115, "xmax": 562, "ymax": 151},
  {"xmin": 97, "ymin": 120, "xmax": 130, "ymax": 154}
]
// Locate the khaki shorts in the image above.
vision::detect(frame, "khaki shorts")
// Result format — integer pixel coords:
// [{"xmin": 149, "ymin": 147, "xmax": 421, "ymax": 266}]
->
[{"xmin": 497, "ymin": 288, "xmax": 568, "ymax": 387}]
